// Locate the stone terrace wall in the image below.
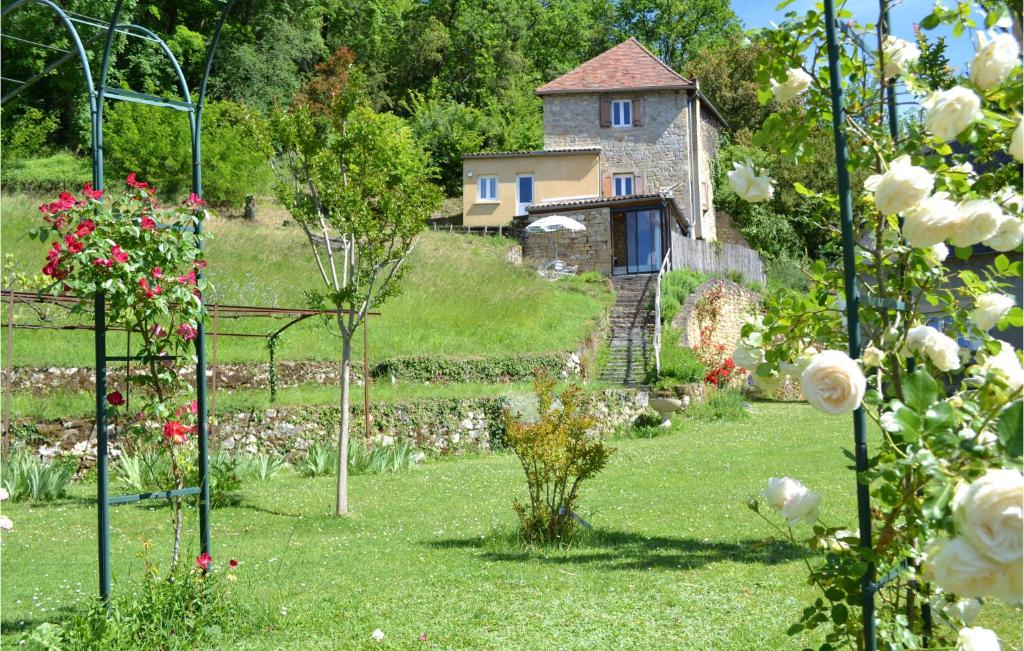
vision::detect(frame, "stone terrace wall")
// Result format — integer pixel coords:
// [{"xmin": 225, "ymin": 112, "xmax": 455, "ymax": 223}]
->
[
  {"xmin": 519, "ymin": 207, "xmax": 613, "ymax": 274},
  {"xmin": 673, "ymin": 278, "xmax": 763, "ymax": 352}
]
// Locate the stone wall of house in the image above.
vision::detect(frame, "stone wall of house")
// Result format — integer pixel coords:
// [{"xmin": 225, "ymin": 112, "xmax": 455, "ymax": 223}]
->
[
  {"xmin": 542, "ymin": 91, "xmax": 692, "ymax": 207},
  {"xmin": 520, "ymin": 207, "xmax": 613, "ymax": 274},
  {"xmin": 697, "ymin": 105, "xmax": 722, "ymax": 241},
  {"xmin": 673, "ymin": 278, "xmax": 763, "ymax": 351}
]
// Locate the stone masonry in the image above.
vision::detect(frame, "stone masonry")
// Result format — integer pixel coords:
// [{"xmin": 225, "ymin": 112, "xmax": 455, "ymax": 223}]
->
[
  {"xmin": 520, "ymin": 206, "xmax": 613, "ymax": 274},
  {"xmin": 673, "ymin": 278, "xmax": 763, "ymax": 352}
]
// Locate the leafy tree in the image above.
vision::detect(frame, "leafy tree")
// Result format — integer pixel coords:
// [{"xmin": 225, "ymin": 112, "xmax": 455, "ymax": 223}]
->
[
  {"xmin": 270, "ymin": 63, "xmax": 443, "ymax": 516},
  {"xmin": 616, "ymin": 0, "xmax": 741, "ymax": 70},
  {"xmin": 405, "ymin": 89, "xmax": 485, "ymax": 195}
]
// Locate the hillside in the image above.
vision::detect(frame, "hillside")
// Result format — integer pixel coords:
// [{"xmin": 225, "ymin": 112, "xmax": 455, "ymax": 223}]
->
[{"xmin": 1, "ymin": 193, "xmax": 613, "ymax": 368}]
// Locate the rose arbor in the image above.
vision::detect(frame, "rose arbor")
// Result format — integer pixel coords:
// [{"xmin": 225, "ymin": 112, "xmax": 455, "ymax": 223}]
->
[{"xmin": 733, "ymin": 1, "xmax": 1023, "ymax": 649}]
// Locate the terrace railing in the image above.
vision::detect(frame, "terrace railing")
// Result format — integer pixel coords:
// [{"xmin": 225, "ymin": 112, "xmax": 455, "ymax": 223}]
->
[{"xmin": 653, "ymin": 251, "xmax": 671, "ymax": 376}]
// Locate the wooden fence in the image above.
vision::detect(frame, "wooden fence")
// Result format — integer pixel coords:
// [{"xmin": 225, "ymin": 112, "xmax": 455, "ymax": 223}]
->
[
  {"xmin": 671, "ymin": 236, "xmax": 766, "ymax": 285},
  {"xmin": 429, "ymin": 223, "xmax": 509, "ymax": 237}
]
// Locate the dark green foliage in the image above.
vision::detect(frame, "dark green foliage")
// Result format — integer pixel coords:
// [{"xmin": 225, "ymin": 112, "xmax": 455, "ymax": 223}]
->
[
  {"xmin": 370, "ymin": 354, "xmax": 567, "ymax": 384},
  {"xmin": 103, "ymin": 99, "xmax": 272, "ymax": 207},
  {"xmin": 405, "ymin": 90, "xmax": 485, "ymax": 195},
  {"xmin": 685, "ymin": 388, "xmax": 749, "ymax": 422},
  {"xmin": 0, "ymin": 450, "xmax": 76, "ymax": 501},
  {"xmin": 504, "ymin": 372, "xmax": 614, "ymax": 545},
  {"xmin": 657, "ymin": 268, "xmax": 710, "ymax": 324},
  {"xmin": 0, "ymin": 151, "xmax": 91, "ymax": 194},
  {"xmin": 616, "ymin": 0, "xmax": 741, "ymax": 70},
  {"xmin": 614, "ymin": 413, "xmax": 666, "ymax": 439},
  {"xmin": 914, "ymin": 33, "xmax": 957, "ymax": 91}
]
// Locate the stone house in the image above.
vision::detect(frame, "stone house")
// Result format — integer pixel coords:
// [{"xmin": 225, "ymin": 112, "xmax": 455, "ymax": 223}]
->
[{"xmin": 461, "ymin": 38, "xmax": 727, "ymax": 276}]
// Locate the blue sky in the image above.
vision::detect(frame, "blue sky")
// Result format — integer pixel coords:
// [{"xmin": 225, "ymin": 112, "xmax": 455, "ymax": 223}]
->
[{"xmin": 731, "ymin": 0, "xmax": 977, "ymax": 72}]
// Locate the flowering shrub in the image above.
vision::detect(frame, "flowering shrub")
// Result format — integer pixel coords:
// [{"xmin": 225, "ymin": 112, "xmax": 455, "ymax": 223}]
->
[
  {"xmin": 32, "ymin": 176, "xmax": 208, "ymax": 573},
  {"xmin": 690, "ymin": 286, "xmax": 747, "ymax": 389},
  {"xmin": 738, "ymin": 3, "xmax": 1023, "ymax": 648}
]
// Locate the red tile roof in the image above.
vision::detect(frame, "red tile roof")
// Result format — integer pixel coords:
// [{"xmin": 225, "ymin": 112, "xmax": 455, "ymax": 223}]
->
[{"xmin": 535, "ymin": 38, "xmax": 694, "ymax": 96}]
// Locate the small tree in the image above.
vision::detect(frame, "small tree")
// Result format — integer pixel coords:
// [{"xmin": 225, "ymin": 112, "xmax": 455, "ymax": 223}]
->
[
  {"xmin": 504, "ymin": 372, "xmax": 615, "ymax": 544},
  {"xmin": 270, "ymin": 57, "xmax": 443, "ymax": 515}
]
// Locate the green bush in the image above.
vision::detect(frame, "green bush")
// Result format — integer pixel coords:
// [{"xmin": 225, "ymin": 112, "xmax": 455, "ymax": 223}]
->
[
  {"xmin": 1, "ymin": 107, "xmax": 58, "ymax": 161},
  {"xmin": 113, "ymin": 449, "xmax": 243, "ymax": 508},
  {"xmin": 103, "ymin": 99, "xmax": 272, "ymax": 207},
  {"xmin": 685, "ymin": 388, "xmax": 749, "ymax": 422},
  {"xmin": 613, "ymin": 413, "xmax": 666, "ymax": 439},
  {"xmin": 657, "ymin": 269, "xmax": 709, "ymax": 324},
  {"xmin": 647, "ymin": 329, "xmax": 706, "ymax": 389},
  {"xmin": 301, "ymin": 441, "xmax": 420, "ymax": 477},
  {"xmin": 236, "ymin": 452, "xmax": 285, "ymax": 481},
  {"xmin": 0, "ymin": 450, "xmax": 76, "ymax": 501},
  {"xmin": 504, "ymin": 372, "xmax": 614, "ymax": 545},
  {"xmin": 0, "ymin": 151, "xmax": 91, "ymax": 194}
]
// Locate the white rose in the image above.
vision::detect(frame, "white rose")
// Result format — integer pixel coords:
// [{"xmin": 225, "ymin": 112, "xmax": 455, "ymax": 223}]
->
[
  {"xmin": 820, "ymin": 528, "xmax": 855, "ymax": 553},
  {"xmin": 864, "ymin": 155, "xmax": 934, "ymax": 215},
  {"xmin": 1011, "ymin": 118, "xmax": 1024, "ymax": 163},
  {"xmin": 882, "ymin": 35, "xmax": 921, "ymax": 77},
  {"xmin": 880, "ymin": 411, "xmax": 902, "ymax": 432},
  {"xmin": 904, "ymin": 325, "xmax": 937, "ymax": 356},
  {"xmin": 983, "ymin": 214, "xmax": 1024, "ymax": 252},
  {"xmin": 733, "ymin": 339, "xmax": 765, "ymax": 371},
  {"xmin": 927, "ymin": 537, "xmax": 1015, "ymax": 601},
  {"xmin": 976, "ymin": 342, "xmax": 1024, "ymax": 393},
  {"xmin": 928, "ymin": 242, "xmax": 950, "ymax": 263},
  {"xmin": 780, "ymin": 347, "xmax": 816, "ymax": 378},
  {"xmin": 728, "ymin": 161, "xmax": 774, "ymax": 203},
  {"xmin": 970, "ymin": 292, "xmax": 1015, "ymax": 331},
  {"xmin": 770, "ymin": 67, "xmax": 813, "ymax": 103},
  {"xmin": 952, "ymin": 200, "xmax": 1004, "ymax": 248},
  {"xmin": 903, "ymin": 193, "xmax": 962, "ymax": 247},
  {"xmin": 924, "ymin": 86, "xmax": 982, "ymax": 141},
  {"xmin": 957, "ymin": 626, "xmax": 1001, "ymax": 651},
  {"xmin": 764, "ymin": 476, "xmax": 821, "ymax": 526},
  {"xmin": 800, "ymin": 350, "xmax": 867, "ymax": 415},
  {"xmin": 945, "ymin": 598, "xmax": 982, "ymax": 625},
  {"xmin": 953, "ymin": 469, "xmax": 1024, "ymax": 564},
  {"xmin": 923, "ymin": 329, "xmax": 961, "ymax": 372},
  {"xmin": 862, "ymin": 345, "xmax": 884, "ymax": 368},
  {"xmin": 970, "ymin": 31, "xmax": 1019, "ymax": 90}
]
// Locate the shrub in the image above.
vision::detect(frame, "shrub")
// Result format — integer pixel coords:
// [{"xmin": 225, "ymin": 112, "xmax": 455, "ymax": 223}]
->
[
  {"xmin": 113, "ymin": 449, "xmax": 243, "ymax": 508},
  {"xmin": 1, "ymin": 106, "xmax": 58, "ymax": 161},
  {"xmin": 103, "ymin": 99, "xmax": 272, "ymax": 207},
  {"xmin": 0, "ymin": 151, "xmax": 91, "ymax": 194},
  {"xmin": 685, "ymin": 388, "xmax": 749, "ymax": 422},
  {"xmin": 301, "ymin": 441, "xmax": 421, "ymax": 477},
  {"xmin": 504, "ymin": 372, "xmax": 614, "ymax": 545},
  {"xmin": 370, "ymin": 353, "xmax": 567, "ymax": 384},
  {"xmin": 657, "ymin": 268, "xmax": 709, "ymax": 324},
  {"xmin": 1, "ymin": 451, "xmax": 77, "ymax": 501},
  {"xmin": 613, "ymin": 413, "xmax": 666, "ymax": 439}
]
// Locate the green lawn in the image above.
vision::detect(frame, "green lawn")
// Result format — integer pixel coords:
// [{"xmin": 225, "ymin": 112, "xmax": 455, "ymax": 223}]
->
[
  {"xmin": 2, "ymin": 403, "xmax": 1020, "ymax": 649},
  {"xmin": 2, "ymin": 193, "xmax": 612, "ymax": 367}
]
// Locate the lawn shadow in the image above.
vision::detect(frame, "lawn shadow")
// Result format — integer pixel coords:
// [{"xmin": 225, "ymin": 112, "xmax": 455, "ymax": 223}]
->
[{"xmin": 428, "ymin": 529, "xmax": 808, "ymax": 572}]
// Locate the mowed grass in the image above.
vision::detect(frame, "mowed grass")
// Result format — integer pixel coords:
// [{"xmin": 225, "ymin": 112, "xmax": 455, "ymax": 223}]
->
[
  {"xmin": 2, "ymin": 403, "xmax": 1020, "ymax": 649},
  {"xmin": 1, "ymin": 193, "xmax": 612, "ymax": 367}
]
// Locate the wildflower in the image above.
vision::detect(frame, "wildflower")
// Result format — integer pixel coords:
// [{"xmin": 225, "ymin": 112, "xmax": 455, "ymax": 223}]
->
[
  {"xmin": 106, "ymin": 392, "xmax": 125, "ymax": 406},
  {"xmin": 372, "ymin": 629, "xmax": 385, "ymax": 642}
]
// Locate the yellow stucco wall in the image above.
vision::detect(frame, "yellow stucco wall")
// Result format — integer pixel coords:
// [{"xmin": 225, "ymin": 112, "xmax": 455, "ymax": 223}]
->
[{"xmin": 462, "ymin": 152, "xmax": 600, "ymax": 226}]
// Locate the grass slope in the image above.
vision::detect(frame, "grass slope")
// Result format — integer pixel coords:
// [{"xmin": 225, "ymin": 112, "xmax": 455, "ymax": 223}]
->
[
  {"xmin": 2, "ymin": 403, "xmax": 1020, "ymax": 649},
  {"xmin": 2, "ymin": 193, "xmax": 611, "ymax": 367}
]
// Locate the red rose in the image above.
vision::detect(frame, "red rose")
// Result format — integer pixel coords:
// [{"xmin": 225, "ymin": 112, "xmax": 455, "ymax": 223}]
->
[
  {"xmin": 195, "ymin": 552, "xmax": 212, "ymax": 571},
  {"xmin": 92, "ymin": 258, "xmax": 114, "ymax": 268},
  {"xmin": 126, "ymin": 172, "xmax": 149, "ymax": 190},
  {"xmin": 151, "ymin": 267, "xmax": 163, "ymax": 278},
  {"xmin": 82, "ymin": 183, "xmax": 103, "ymax": 201},
  {"xmin": 111, "ymin": 245, "xmax": 129, "ymax": 263},
  {"xmin": 228, "ymin": 559, "xmax": 238, "ymax": 569},
  {"xmin": 140, "ymin": 216, "xmax": 157, "ymax": 231},
  {"xmin": 177, "ymin": 270, "xmax": 197, "ymax": 286},
  {"xmin": 107, "ymin": 391, "xmax": 125, "ymax": 406},
  {"xmin": 177, "ymin": 323, "xmax": 197, "ymax": 341},
  {"xmin": 64, "ymin": 234, "xmax": 84, "ymax": 254},
  {"xmin": 162, "ymin": 421, "xmax": 192, "ymax": 445},
  {"xmin": 185, "ymin": 192, "xmax": 207, "ymax": 208},
  {"xmin": 75, "ymin": 220, "xmax": 96, "ymax": 237}
]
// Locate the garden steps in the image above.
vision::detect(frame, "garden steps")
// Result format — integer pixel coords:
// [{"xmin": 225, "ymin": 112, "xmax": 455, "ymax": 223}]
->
[{"xmin": 599, "ymin": 274, "xmax": 657, "ymax": 387}]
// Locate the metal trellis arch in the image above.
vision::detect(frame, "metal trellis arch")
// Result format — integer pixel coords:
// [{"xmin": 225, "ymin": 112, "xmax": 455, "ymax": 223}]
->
[{"xmin": 1, "ymin": 0, "xmax": 238, "ymax": 602}]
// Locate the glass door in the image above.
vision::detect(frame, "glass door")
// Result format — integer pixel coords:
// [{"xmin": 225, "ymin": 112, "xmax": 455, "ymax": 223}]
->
[
  {"xmin": 516, "ymin": 175, "xmax": 534, "ymax": 216},
  {"xmin": 626, "ymin": 208, "xmax": 662, "ymax": 273}
]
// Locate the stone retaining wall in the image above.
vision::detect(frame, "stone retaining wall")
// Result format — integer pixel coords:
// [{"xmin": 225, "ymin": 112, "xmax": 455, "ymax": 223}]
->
[{"xmin": 673, "ymin": 278, "xmax": 763, "ymax": 352}]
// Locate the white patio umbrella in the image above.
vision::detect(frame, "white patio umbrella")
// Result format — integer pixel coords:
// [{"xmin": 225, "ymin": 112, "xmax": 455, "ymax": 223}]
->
[{"xmin": 525, "ymin": 215, "xmax": 586, "ymax": 266}]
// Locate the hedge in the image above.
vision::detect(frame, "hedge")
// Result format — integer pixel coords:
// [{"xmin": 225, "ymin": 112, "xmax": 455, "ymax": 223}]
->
[{"xmin": 370, "ymin": 353, "xmax": 568, "ymax": 384}]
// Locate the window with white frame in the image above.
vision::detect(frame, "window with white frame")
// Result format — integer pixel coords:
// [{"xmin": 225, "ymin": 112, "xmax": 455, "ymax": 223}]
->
[
  {"xmin": 477, "ymin": 176, "xmax": 498, "ymax": 201},
  {"xmin": 613, "ymin": 173, "xmax": 634, "ymax": 196},
  {"xmin": 611, "ymin": 99, "xmax": 632, "ymax": 127}
]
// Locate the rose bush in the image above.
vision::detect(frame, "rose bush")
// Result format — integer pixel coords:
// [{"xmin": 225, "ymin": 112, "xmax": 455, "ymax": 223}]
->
[
  {"xmin": 32, "ymin": 176, "xmax": 208, "ymax": 573},
  {"xmin": 743, "ymin": 2, "xmax": 1022, "ymax": 648}
]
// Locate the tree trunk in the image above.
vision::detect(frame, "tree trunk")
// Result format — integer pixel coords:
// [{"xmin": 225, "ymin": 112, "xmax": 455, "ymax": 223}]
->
[{"xmin": 336, "ymin": 333, "xmax": 352, "ymax": 515}]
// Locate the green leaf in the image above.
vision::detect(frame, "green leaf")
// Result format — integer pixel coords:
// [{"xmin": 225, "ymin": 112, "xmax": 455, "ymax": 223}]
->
[
  {"xmin": 793, "ymin": 182, "xmax": 814, "ymax": 196},
  {"xmin": 997, "ymin": 401, "xmax": 1023, "ymax": 458},
  {"xmin": 788, "ymin": 623, "xmax": 805, "ymax": 635},
  {"xmin": 954, "ymin": 245, "xmax": 973, "ymax": 261},
  {"xmin": 920, "ymin": 13, "xmax": 941, "ymax": 29},
  {"xmin": 903, "ymin": 370, "xmax": 939, "ymax": 413},
  {"xmin": 831, "ymin": 604, "xmax": 849, "ymax": 625},
  {"xmin": 923, "ymin": 480, "xmax": 954, "ymax": 519}
]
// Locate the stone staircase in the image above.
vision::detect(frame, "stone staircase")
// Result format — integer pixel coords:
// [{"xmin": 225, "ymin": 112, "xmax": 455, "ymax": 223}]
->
[{"xmin": 599, "ymin": 274, "xmax": 657, "ymax": 387}]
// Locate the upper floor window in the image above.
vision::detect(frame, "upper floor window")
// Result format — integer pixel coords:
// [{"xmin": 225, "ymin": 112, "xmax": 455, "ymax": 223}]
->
[
  {"xmin": 611, "ymin": 99, "xmax": 632, "ymax": 128},
  {"xmin": 613, "ymin": 174, "xmax": 634, "ymax": 196},
  {"xmin": 477, "ymin": 175, "xmax": 498, "ymax": 202}
]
